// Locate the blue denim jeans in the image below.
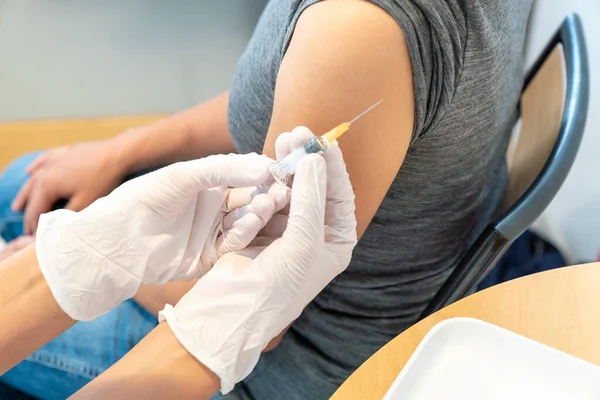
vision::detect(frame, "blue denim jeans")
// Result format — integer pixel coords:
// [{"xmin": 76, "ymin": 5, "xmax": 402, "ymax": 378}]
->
[
  {"xmin": 0, "ymin": 153, "xmax": 159, "ymax": 399},
  {"xmin": 0, "ymin": 152, "xmax": 41, "ymax": 242},
  {"xmin": 0, "ymin": 300, "xmax": 158, "ymax": 399}
]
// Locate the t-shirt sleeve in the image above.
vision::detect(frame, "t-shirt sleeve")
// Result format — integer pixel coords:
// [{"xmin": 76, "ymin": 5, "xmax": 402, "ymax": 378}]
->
[
  {"xmin": 282, "ymin": 0, "xmax": 468, "ymax": 143},
  {"xmin": 375, "ymin": 0, "xmax": 468, "ymax": 141}
]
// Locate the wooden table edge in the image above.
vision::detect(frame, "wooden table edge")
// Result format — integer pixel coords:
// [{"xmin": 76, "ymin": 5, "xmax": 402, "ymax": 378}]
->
[{"xmin": 332, "ymin": 262, "xmax": 600, "ymax": 399}]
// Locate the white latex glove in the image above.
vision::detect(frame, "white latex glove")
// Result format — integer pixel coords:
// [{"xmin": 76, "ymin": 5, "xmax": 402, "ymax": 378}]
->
[
  {"xmin": 159, "ymin": 127, "xmax": 357, "ymax": 394},
  {"xmin": 35, "ymin": 153, "xmax": 290, "ymax": 321}
]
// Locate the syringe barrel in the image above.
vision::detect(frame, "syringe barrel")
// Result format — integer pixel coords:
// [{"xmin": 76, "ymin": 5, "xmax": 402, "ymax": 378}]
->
[
  {"xmin": 302, "ymin": 135, "xmax": 328, "ymax": 155},
  {"xmin": 269, "ymin": 135, "xmax": 329, "ymax": 185},
  {"xmin": 233, "ymin": 135, "xmax": 329, "ymax": 221}
]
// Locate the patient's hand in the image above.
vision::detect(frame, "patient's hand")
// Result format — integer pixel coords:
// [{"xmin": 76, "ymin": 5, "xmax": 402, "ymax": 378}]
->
[
  {"xmin": 0, "ymin": 236, "xmax": 35, "ymax": 262},
  {"xmin": 12, "ymin": 140, "xmax": 129, "ymax": 236}
]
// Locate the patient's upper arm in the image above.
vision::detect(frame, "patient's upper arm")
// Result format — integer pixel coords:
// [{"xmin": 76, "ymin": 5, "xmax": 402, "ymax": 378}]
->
[{"xmin": 262, "ymin": 0, "xmax": 415, "ymax": 238}]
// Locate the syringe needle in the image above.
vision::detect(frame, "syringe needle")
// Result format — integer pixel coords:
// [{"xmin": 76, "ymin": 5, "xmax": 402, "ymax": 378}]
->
[
  {"xmin": 322, "ymin": 99, "xmax": 384, "ymax": 143},
  {"xmin": 349, "ymin": 99, "xmax": 384, "ymax": 124}
]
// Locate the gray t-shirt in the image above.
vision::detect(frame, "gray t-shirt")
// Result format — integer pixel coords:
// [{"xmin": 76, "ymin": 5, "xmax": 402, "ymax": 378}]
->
[{"xmin": 227, "ymin": 0, "xmax": 533, "ymax": 398}]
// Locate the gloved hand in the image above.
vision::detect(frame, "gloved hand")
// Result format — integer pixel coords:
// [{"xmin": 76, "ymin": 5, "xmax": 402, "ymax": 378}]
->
[
  {"xmin": 35, "ymin": 153, "xmax": 290, "ymax": 321},
  {"xmin": 159, "ymin": 127, "xmax": 357, "ymax": 394}
]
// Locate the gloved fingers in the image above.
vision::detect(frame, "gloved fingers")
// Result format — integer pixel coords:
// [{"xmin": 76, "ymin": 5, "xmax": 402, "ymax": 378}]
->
[
  {"xmin": 275, "ymin": 131, "xmax": 292, "ymax": 161},
  {"xmin": 162, "ymin": 153, "xmax": 274, "ymax": 198},
  {"xmin": 321, "ymin": 141, "xmax": 358, "ymax": 243},
  {"xmin": 217, "ymin": 193, "xmax": 279, "ymax": 256},
  {"xmin": 216, "ymin": 213, "xmax": 264, "ymax": 257},
  {"xmin": 248, "ymin": 236, "xmax": 278, "ymax": 248},
  {"xmin": 280, "ymin": 154, "xmax": 327, "ymax": 259},
  {"xmin": 275, "ymin": 127, "xmax": 314, "ymax": 160},
  {"xmin": 267, "ymin": 181, "xmax": 292, "ymax": 212},
  {"xmin": 223, "ymin": 187, "xmax": 264, "ymax": 229},
  {"xmin": 276, "ymin": 127, "xmax": 355, "ymax": 242},
  {"xmin": 222, "ymin": 184, "xmax": 290, "ymax": 230},
  {"xmin": 223, "ymin": 187, "xmax": 258, "ymax": 213},
  {"xmin": 258, "ymin": 213, "xmax": 288, "ymax": 238},
  {"xmin": 223, "ymin": 208, "xmax": 240, "ymax": 232}
]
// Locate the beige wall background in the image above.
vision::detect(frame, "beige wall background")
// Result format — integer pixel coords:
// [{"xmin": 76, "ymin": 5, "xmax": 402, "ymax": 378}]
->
[
  {"xmin": 0, "ymin": 0, "xmax": 266, "ymax": 121},
  {"xmin": 0, "ymin": 0, "xmax": 266, "ymax": 168}
]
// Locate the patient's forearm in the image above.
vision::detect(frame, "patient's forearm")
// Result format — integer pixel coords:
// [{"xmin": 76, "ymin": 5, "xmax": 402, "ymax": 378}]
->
[
  {"xmin": 114, "ymin": 92, "xmax": 236, "ymax": 175},
  {"xmin": 134, "ymin": 280, "xmax": 198, "ymax": 317},
  {"xmin": 0, "ymin": 245, "xmax": 75, "ymax": 374},
  {"xmin": 74, "ymin": 323, "xmax": 220, "ymax": 400}
]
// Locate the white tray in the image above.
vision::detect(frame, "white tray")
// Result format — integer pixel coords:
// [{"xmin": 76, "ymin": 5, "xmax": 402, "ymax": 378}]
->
[{"xmin": 383, "ymin": 318, "xmax": 600, "ymax": 400}]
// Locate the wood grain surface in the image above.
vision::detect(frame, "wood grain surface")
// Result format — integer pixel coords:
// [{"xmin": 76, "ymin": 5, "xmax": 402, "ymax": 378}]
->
[
  {"xmin": 0, "ymin": 115, "xmax": 164, "ymax": 169},
  {"xmin": 332, "ymin": 263, "xmax": 600, "ymax": 399}
]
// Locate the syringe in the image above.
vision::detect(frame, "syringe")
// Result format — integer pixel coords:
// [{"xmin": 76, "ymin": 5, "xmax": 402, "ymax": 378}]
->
[
  {"xmin": 233, "ymin": 99, "xmax": 383, "ymax": 221},
  {"xmin": 260, "ymin": 99, "xmax": 383, "ymax": 190}
]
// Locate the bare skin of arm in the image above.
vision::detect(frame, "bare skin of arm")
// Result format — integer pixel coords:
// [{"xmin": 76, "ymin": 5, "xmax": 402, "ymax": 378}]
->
[
  {"xmin": 71, "ymin": 3, "xmax": 415, "ymax": 394},
  {"xmin": 114, "ymin": 92, "xmax": 235, "ymax": 174},
  {"xmin": 72, "ymin": 323, "xmax": 220, "ymax": 400},
  {"xmin": 136, "ymin": 0, "xmax": 414, "ymax": 324},
  {"xmin": 262, "ymin": 0, "xmax": 415, "ymax": 348},
  {"xmin": 135, "ymin": 0, "xmax": 416, "ymax": 348},
  {"xmin": 13, "ymin": 92, "xmax": 235, "ymax": 235},
  {"xmin": 0, "ymin": 245, "xmax": 75, "ymax": 374},
  {"xmin": 8, "ymin": 93, "xmax": 233, "ymax": 315},
  {"xmin": 129, "ymin": 93, "xmax": 236, "ymax": 316},
  {"xmin": 0, "ymin": 247, "xmax": 219, "ymax": 398},
  {"xmin": 0, "ymin": 3, "xmax": 414, "ymax": 394},
  {"xmin": 133, "ymin": 280, "xmax": 198, "ymax": 316},
  {"xmin": 0, "ymin": 240, "xmax": 197, "ymax": 319}
]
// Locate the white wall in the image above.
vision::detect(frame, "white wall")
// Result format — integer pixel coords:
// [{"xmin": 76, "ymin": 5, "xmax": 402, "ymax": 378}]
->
[
  {"xmin": 527, "ymin": 1, "xmax": 600, "ymax": 262},
  {"xmin": 0, "ymin": 0, "xmax": 266, "ymax": 120}
]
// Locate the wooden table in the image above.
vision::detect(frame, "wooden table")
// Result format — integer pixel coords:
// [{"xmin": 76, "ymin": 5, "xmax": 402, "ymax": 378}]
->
[
  {"xmin": 0, "ymin": 115, "xmax": 163, "ymax": 170},
  {"xmin": 332, "ymin": 263, "xmax": 600, "ymax": 399}
]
